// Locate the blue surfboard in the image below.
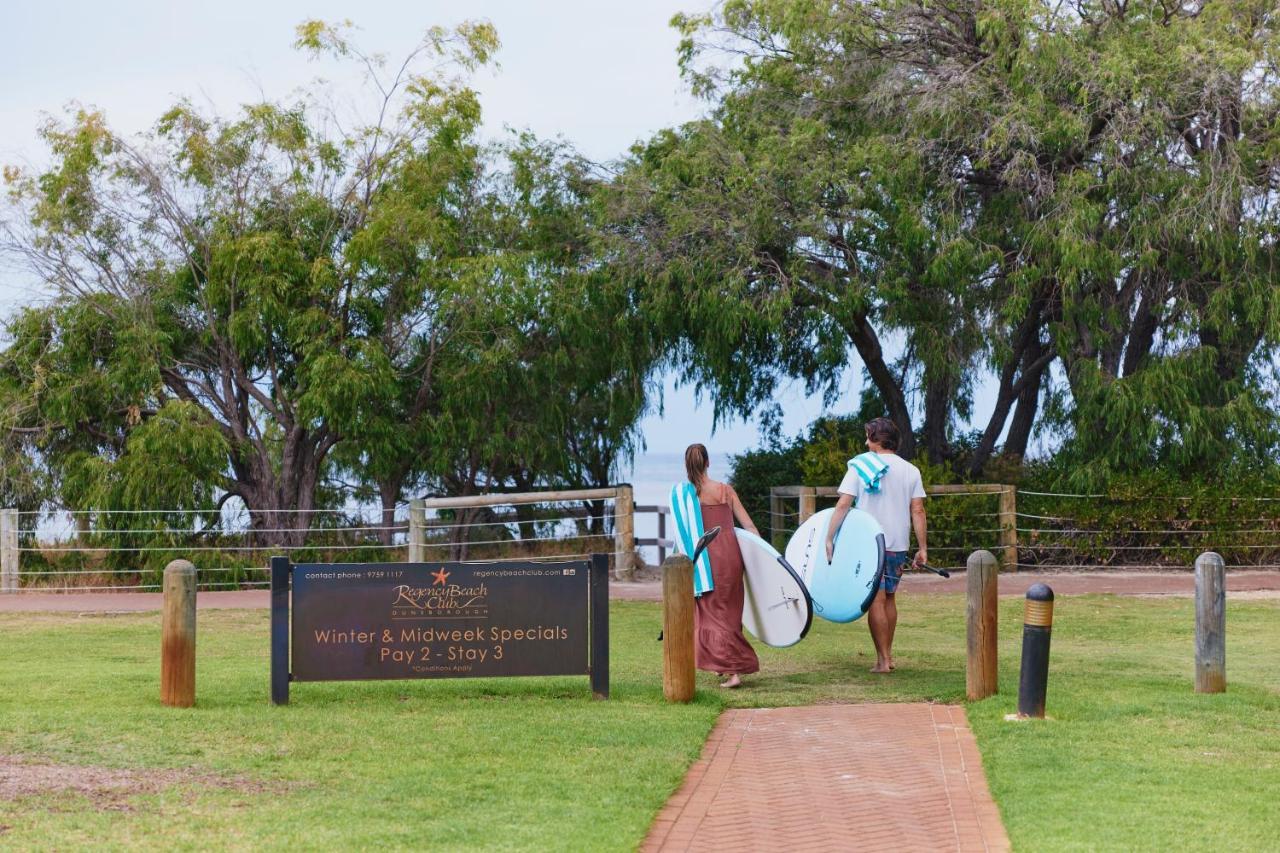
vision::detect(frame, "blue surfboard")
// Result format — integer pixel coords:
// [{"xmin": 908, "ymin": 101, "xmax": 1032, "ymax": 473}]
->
[
  {"xmin": 784, "ymin": 508, "xmax": 885, "ymax": 623},
  {"xmin": 669, "ymin": 482, "xmax": 713, "ymax": 595}
]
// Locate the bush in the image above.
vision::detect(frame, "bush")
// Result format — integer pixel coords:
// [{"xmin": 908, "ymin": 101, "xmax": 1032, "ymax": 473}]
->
[
  {"xmin": 727, "ymin": 442, "xmax": 804, "ymax": 533},
  {"xmin": 729, "ymin": 414, "xmax": 1280, "ymax": 570}
]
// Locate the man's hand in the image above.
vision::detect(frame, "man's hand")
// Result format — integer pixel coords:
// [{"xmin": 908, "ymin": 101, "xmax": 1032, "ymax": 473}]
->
[
  {"xmin": 913, "ymin": 548, "xmax": 928, "ymax": 568},
  {"xmin": 825, "ymin": 539, "xmax": 835, "ymax": 564}
]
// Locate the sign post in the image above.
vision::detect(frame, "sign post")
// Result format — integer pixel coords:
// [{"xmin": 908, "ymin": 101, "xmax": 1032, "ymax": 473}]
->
[{"xmin": 271, "ymin": 554, "xmax": 608, "ymax": 704}]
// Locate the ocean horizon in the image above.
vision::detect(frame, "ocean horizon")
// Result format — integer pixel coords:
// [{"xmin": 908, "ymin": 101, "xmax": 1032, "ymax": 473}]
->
[
  {"xmin": 621, "ymin": 449, "xmax": 743, "ymax": 563},
  {"xmin": 619, "ymin": 449, "xmax": 739, "ymax": 508}
]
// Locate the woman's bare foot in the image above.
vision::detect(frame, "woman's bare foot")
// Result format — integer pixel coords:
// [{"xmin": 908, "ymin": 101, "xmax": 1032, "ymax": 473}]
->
[
  {"xmin": 720, "ymin": 674, "xmax": 742, "ymax": 688},
  {"xmin": 870, "ymin": 663, "xmax": 892, "ymax": 674},
  {"xmin": 888, "ymin": 658, "xmax": 896, "ymax": 671}
]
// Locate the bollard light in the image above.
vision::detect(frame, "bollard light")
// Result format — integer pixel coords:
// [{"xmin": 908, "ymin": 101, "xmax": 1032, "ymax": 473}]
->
[{"xmin": 1017, "ymin": 583, "xmax": 1054, "ymax": 718}]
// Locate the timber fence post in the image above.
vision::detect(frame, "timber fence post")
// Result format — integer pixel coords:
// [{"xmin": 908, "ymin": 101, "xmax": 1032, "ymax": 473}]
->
[
  {"xmin": 799, "ymin": 487, "xmax": 816, "ymax": 525},
  {"xmin": 160, "ymin": 559, "xmax": 197, "ymax": 708},
  {"xmin": 614, "ymin": 485, "xmax": 635, "ymax": 581},
  {"xmin": 1194, "ymin": 551, "xmax": 1226, "ymax": 694},
  {"xmin": 408, "ymin": 498, "xmax": 425, "ymax": 563},
  {"xmin": 966, "ymin": 549, "xmax": 999, "ymax": 700},
  {"xmin": 657, "ymin": 509, "xmax": 667, "ymax": 565},
  {"xmin": 999, "ymin": 486, "xmax": 1018, "ymax": 571},
  {"xmin": 662, "ymin": 554, "xmax": 695, "ymax": 702},
  {"xmin": 0, "ymin": 509, "xmax": 17, "ymax": 593},
  {"xmin": 769, "ymin": 490, "xmax": 783, "ymax": 549}
]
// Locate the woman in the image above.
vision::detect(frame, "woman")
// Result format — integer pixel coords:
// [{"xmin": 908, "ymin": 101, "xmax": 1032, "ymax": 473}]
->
[{"xmin": 685, "ymin": 443, "xmax": 760, "ymax": 688}]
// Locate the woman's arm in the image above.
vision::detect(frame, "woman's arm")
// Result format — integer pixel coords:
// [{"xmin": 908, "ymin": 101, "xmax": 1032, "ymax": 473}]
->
[{"xmin": 727, "ymin": 486, "xmax": 760, "ymax": 535}]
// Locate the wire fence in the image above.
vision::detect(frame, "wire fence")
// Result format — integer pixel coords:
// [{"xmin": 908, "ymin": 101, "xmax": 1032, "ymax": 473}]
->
[
  {"xmin": 769, "ymin": 487, "xmax": 1280, "ymax": 573},
  {"xmin": 1, "ymin": 497, "xmax": 628, "ymax": 593},
  {"xmin": 8, "ymin": 485, "xmax": 1280, "ymax": 593},
  {"xmin": 1013, "ymin": 490, "xmax": 1280, "ymax": 570},
  {"xmin": 768, "ymin": 488, "xmax": 1011, "ymax": 573}
]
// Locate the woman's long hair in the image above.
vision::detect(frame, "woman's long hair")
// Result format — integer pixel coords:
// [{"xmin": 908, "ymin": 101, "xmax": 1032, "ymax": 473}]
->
[{"xmin": 685, "ymin": 443, "xmax": 710, "ymax": 494}]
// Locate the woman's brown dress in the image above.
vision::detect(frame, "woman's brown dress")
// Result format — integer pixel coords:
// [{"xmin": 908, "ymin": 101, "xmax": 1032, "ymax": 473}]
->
[{"xmin": 693, "ymin": 486, "xmax": 760, "ymax": 676}]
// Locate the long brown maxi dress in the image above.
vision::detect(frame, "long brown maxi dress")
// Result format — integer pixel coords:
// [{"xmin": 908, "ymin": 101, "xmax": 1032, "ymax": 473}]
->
[{"xmin": 693, "ymin": 485, "xmax": 760, "ymax": 676}]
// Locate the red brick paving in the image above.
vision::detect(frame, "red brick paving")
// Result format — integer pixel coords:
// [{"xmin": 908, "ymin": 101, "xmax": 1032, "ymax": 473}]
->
[{"xmin": 643, "ymin": 703, "xmax": 1009, "ymax": 853}]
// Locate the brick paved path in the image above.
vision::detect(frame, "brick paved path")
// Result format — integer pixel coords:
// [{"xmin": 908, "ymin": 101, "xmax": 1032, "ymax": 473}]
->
[{"xmin": 643, "ymin": 703, "xmax": 1009, "ymax": 853}]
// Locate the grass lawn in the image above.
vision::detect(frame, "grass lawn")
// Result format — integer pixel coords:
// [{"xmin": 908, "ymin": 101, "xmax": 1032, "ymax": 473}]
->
[{"xmin": 1, "ymin": 591, "xmax": 1277, "ymax": 850}]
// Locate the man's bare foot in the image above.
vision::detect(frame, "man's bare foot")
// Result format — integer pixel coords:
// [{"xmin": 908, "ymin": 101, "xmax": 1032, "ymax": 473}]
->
[
  {"xmin": 870, "ymin": 663, "xmax": 892, "ymax": 674},
  {"xmin": 888, "ymin": 658, "xmax": 896, "ymax": 671},
  {"xmin": 720, "ymin": 674, "xmax": 742, "ymax": 688}
]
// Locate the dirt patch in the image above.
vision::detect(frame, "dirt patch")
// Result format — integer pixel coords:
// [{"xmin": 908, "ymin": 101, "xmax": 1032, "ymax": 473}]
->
[
  {"xmin": 0, "ymin": 754, "xmax": 272, "ymax": 812},
  {"xmin": 1130, "ymin": 589, "xmax": 1280, "ymax": 600}
]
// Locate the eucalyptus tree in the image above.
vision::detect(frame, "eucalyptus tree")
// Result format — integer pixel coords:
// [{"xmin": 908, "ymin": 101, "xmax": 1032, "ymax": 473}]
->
[
  {"xmin": 322, "ymin": 133, "xmax": 657, "ymax": 544},
  {"xmin": 616, "ymin": 0, "xmax": 1280, "ymax": 478},
  {"xmin": 484, "ymin": 138, "xmax": 655, "ymax": 512},
  {"xmin": 427, "ymin": 137, "xmax": 657, "ymax": 540},
  {"xmin": 829, "ymin": 0, "xmax": 1280, "ymax": 479},
  {"xmin": 609, "ymin": 1, "xmax": 1001, "ymax": 463},
  {"xmin": 1, "ymin": 20, "xmax": 499, "ymax": 543}
]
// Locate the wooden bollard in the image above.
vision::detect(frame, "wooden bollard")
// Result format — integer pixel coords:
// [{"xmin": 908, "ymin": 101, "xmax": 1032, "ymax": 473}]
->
[
  {"xmin": 161, "ymin": 559, "xmax": 197, "ymax": 707},
  {"xmin": 1195, "ymin": 552, "xmax": 1226, "ymax": 693},
  {"xmin": 662, "ymin": 554, "xmax": 696, "ymax": 702},
  {"xmin": 966, "ymin": 549, "xmax": 998, "ymax": 700}
]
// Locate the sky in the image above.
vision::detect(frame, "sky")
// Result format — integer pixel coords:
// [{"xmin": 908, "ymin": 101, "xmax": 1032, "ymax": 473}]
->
[{"xmin": 0, "ymin": 0, "xmax": 887, "ymax": 457}]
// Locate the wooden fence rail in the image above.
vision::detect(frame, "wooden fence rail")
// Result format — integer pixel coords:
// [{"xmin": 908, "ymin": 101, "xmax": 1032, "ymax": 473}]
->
[{"xmin": 409, "ymin": 486, "xmax": 639, "ymax": 580}]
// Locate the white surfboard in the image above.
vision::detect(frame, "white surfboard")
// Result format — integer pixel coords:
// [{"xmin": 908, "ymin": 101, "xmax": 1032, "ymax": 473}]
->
[
  {"xmin": 737, "ymin": 529, "xmax": 813, "ymax": 647},
  {"xmin": 785, "ymin": 508, "xmax": 885, "ymax": 623}
]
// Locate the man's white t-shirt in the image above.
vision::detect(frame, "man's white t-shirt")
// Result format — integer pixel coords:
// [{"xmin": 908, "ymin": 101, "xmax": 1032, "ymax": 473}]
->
[{"xmin": 837, "ymin": 453, "xmax": 926, "ymax": 552}]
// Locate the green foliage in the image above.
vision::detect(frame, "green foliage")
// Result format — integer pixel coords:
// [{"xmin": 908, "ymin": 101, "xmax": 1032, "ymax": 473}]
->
[
  {"xmin": 617, "ymin": 0, "xmax": 1280, "ymax": 475},
  {"xmin": 727, "ymin": 441, "xmax": 804, "ymax": 535},
  {"xmin": 795, "ymin": 416, "xmax": 865, "ymax": 488},
  {"xmin": 1015, "ymin": 459, "xmax": 1280, "ymax": 569},
  {"xmin": 734, "ymin": 407, "xmax": 1280, "ymax": 569},
  {"xmin": 1, "ymin": 18, "xmax": 658, "ymax": 558}
]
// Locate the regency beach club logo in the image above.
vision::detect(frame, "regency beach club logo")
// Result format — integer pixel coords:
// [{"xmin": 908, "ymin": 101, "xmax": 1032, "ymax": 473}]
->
[{"xmin": 391, "ymin": 567, "xmax": 489, "ymax": 619}]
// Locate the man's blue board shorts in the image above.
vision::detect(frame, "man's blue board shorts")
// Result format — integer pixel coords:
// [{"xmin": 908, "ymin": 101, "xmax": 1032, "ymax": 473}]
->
[{"xmin": 882, "ymin": 551, "xmax": 908, "ymax": 594}]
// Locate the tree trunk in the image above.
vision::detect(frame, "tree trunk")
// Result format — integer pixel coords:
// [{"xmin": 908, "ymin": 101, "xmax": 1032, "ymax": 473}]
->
[
  {"xmin": 378, "ymin": 477, "xmax": 403, "ymax": 547},
  {"xmin": 1004, "ymin": 340, "xmax": 1047, "ymax": 462},
  {"xmin": 843, "ymin": 313, "xmax": 916, "ymax": 459},
  {"xmin": 966, "ymin": 301, "xmax": 1050, "ymax": 477},
  {"xmin": 921, "ymin": 370, "xmax": 952, "ymax": 464},
  {"xmin": 235, "ymin": 431, "xmax": 332, "ymax": 549}
]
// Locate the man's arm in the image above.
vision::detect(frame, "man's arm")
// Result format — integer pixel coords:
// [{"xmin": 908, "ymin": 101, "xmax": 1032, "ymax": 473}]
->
[
  {"xmin": 911, "ymin": 497, "xmax": 928, "ymax": 567},
  {"xmin": 825, "ymin": 493, "xmax": 854, "ymax": 563}
]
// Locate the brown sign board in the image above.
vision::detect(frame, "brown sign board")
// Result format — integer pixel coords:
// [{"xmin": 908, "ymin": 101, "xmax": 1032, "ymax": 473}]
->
[
  {"xmin": 271, "ymin": 555, "xmax": 608, "ymax": 704},
  {"xmin": 292, "ymin": 561, "xmax": 588, "ymax": 681}
]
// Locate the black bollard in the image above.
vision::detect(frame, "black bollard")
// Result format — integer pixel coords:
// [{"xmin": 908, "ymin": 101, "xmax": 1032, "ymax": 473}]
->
[{"xmin": 1017, "ymin": 583, "xmax": 1054, "ymax": 718}]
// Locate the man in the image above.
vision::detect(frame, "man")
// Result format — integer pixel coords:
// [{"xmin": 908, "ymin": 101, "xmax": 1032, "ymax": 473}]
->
[{"xmin": 825, "ymin": 417, "xmax": 927, "ymax": 673}]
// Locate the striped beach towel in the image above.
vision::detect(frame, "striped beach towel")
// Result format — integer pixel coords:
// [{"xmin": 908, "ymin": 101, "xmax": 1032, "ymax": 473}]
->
[
  {"xmin": 669, "ymin": 481, "xmax": 714, "ymax": 596},
  {"xmin": 848, "ymin": 452, "xmax": 890, "ymax": 493}
]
